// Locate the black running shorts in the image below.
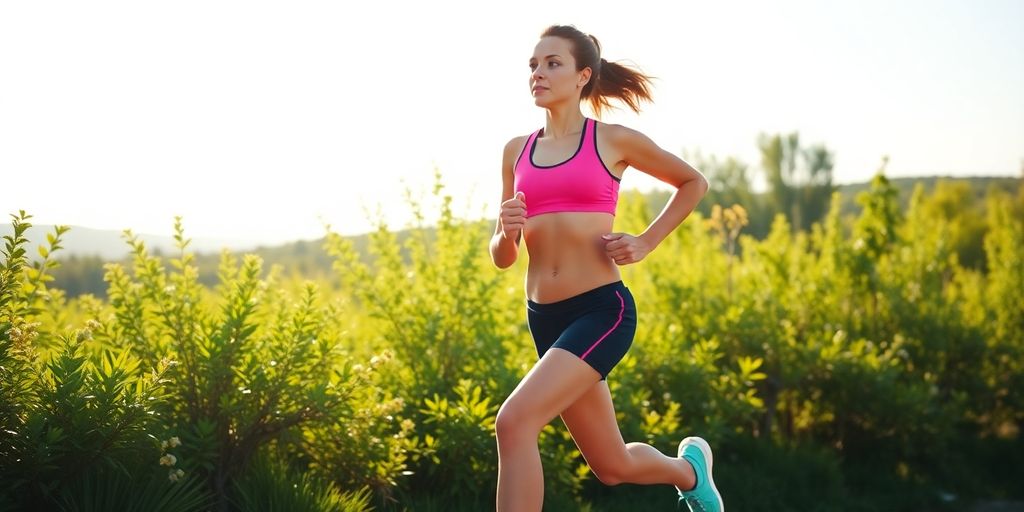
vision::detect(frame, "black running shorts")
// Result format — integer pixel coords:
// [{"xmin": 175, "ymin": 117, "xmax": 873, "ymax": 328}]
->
[{"xmin": 526, "ymin": 280, "xmax": 638, "ymax": 381}]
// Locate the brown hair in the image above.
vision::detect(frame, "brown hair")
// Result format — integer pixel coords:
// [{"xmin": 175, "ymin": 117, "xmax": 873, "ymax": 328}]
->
[{"xmin": 540, "ymin": 24, "xmax": 654, "ymax": 117}]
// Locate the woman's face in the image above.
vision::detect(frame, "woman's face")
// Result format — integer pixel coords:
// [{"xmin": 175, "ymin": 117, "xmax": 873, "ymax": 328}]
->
[{"xmin": 529, "ymin": 36, "xmax": 591, "ymax": 108}]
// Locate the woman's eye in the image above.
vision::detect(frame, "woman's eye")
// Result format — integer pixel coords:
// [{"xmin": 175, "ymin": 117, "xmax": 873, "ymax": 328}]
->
[{"xmin": 549, "ymin": 62, "xmax": 559, "ymax": 67}]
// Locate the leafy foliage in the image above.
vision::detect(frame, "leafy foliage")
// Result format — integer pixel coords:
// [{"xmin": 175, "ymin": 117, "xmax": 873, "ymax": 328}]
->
[
  {"xmin": 229, "ymin": 451, "xmax": 372, "ymax": 512},
  {"xmin": 2, "ymin": 168, "xmax": 1022, "ymax": 511}
]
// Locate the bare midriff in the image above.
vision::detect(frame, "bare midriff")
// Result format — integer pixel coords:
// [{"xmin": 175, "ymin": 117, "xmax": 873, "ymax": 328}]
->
[{"xmin": 522, "ymin": 210, "xmax": 621, "ymax": 304}]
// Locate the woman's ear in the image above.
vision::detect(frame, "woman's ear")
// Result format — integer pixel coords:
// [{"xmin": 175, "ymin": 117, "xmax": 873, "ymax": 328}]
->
[{"xmin": 578, "ymin": 67, "xmax": 593, "ymax": 89}]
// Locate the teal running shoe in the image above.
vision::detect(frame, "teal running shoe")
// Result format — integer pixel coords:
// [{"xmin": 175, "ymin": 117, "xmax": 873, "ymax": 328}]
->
[{"xmin": 676, "ymin": 436, "xmax": 724, "ymax": 511}]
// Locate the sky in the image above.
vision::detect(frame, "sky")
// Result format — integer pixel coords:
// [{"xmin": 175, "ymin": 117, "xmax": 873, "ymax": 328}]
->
[{"xmin": 2, "ymin": 0, "xmax": 1022, "ymax": 246}]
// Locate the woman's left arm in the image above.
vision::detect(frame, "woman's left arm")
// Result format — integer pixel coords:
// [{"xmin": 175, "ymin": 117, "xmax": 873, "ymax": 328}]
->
[{"xmin": 602, "ymin": 126, "xmax": 709, "ymax": 264}]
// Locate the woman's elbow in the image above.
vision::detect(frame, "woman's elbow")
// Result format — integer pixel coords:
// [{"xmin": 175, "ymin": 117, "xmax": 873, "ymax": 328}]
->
[
  {"xmin": 685, "ymin": 175, "xmax": 709, "ymax": 196},
  {"xmin": 492, "ymin": 258, "xmax": 515, "ymax": 271},
  {"xmin": 676, "ymin": 178, "xmax": 708, "ymax": 196},
  {"xmin": 492, "ymin": 250, "xmax": 518, "ymax": 270},
  {"xmin": 489, "ymin": 238, "xmax": 518, "ymax": 269}
]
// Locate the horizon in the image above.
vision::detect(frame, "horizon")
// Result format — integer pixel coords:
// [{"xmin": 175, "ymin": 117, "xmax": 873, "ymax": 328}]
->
[
  {"xmin": 5, "ymin": 174, "xmax": 1015, "ymax": 252},
  {"xmin": 2, "ymin": 0, "xmax": 1022, "ymax": 246}
]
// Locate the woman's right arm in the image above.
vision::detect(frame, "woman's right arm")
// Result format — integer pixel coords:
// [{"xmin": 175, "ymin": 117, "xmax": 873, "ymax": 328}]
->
[{"xmin": 490, "ymin": 136, "xmax": 526, "ymax": 269}]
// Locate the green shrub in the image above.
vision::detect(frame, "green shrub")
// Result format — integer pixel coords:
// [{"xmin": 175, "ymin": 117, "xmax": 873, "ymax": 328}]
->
[
  {"xmin": 229, "ymin": 450, "xmax": 372, "ymax": 512},
  {"xmin": 3, "ymin": 171, "xmax": 1021, "ymax": 510},
  {"xmin": 53, "ymin": 466, "xmax": 212, "ymax": 512},
  {"xmin": 1, "ymin": 212, "xmax": 181, "ymax": 510},
  {"xmin": 99, "ymin": 217, "xmax": 403, "ymax": 508}
]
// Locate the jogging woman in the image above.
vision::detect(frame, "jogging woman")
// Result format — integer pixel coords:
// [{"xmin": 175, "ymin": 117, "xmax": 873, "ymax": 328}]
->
[{"xmin": 488, "ymin": 24, "xmax": 724, "ymax": 512}]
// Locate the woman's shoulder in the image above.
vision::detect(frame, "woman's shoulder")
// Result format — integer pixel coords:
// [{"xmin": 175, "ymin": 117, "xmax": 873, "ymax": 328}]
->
[
  {"xmin": 593, "ymin": 120, "xmax": 646, "ymax": 147},
  {"xmin": 502, "ymin": 133, "xmax": 532, "ymax": 160},
  {"xmin": 504, "ymin": 133, "xmax": 531, "ymax": 150}
]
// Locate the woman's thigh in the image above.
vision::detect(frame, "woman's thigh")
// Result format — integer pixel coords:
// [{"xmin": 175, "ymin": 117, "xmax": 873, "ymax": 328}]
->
[{"xmin": 496, "ymin": 348, "xmax": 604, "ymax": 436}]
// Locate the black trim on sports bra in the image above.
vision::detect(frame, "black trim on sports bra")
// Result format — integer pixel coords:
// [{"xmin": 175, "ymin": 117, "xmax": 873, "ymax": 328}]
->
[
  {"xmin": 529, "ymin": 118, "xmax": 588, "ymax": 169},
  {"xmin": 592, "ymin": 120, "xmax": 622, "ymax": 183},
  {"xmin": 513, "ymin": 134, "xmax": 530, "ymax": 170}
]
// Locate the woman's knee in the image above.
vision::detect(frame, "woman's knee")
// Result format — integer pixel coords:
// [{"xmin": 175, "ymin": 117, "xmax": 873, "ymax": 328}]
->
[{"xmin": 494, "ymin": 400, "xmax": 542, "ymax": 443}]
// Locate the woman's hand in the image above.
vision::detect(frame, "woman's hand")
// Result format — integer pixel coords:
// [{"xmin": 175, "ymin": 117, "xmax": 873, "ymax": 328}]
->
[
  {"xmin": 601, "ymin": 232, "xmax": 651, "ymax": 265},
  {"xmin": 499, "ymin": 191, "xmax": 527, "ymax": 240}
]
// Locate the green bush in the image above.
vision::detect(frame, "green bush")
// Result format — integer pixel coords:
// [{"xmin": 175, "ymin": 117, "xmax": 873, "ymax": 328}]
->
[
  {"xmin": 229, "ymin": 450, "xmax": 372, "ymax": 512},
  {"xmin": 53, "ymin": 466, "xmax": 212, "ymax": 512},
  {"xmin": 98, "ymin": 217, "xmax": 408, "ymax": 509},
  {"xmin": 1, "ymin": 212, "xmax": 186, "ymax": 510},
  {"xmin": 2, "ymin": 171, "xmax": 1022, "ymax": 511}
]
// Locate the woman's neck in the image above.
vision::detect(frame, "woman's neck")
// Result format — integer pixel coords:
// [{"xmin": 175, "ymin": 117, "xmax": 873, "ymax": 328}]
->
[{"xmin": 543, "ymin": 107, "xmax": 586, "ymax": 139}]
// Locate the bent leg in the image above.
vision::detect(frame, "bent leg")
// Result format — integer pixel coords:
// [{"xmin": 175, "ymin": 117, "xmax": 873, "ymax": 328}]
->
[
  {"xmin": 559, "ymin": 380, "xmax": 696, "ymax": 489},
  {"xmin": 495, "ymin": 348, "xmax": 604, "ymax": 512}
]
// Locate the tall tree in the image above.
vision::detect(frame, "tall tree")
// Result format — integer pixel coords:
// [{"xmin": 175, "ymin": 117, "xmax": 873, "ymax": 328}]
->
[
  {"xmin": 758, "ymin": 131, "xmax": 835, "ymax": 231},
  {"xmin": 685, "ymin": 149, "xmax": 754, "ymax": 212},
  {"xmin": 801, "ymin": 143, "xmax": 836, "ymax": 230}
]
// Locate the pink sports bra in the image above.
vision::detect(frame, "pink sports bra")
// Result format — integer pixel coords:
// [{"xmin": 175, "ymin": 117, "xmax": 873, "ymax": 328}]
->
[{"xmin": 513, "ymin": 117, "xmax": 621, "ymax": 218}]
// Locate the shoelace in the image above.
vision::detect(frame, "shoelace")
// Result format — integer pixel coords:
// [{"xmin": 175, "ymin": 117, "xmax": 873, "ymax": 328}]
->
[{"xmin": 684, "ymin": 495, "xmax": 707, "ymax": 512}]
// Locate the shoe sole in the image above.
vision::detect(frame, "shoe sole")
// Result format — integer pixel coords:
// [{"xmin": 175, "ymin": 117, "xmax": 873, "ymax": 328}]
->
[{"xmin": 678, "ymin": 436, "xmax": 725, "ymax": 511}]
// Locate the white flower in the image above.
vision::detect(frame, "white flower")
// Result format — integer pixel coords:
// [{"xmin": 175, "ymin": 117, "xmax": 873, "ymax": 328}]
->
[
  {"xmin": 168, "ymin": 436, "xmax": 181, "ymax": 448},
  {"xmin": 159, "ymin": 454, "xmax": 177, "ymax": 466},
  {"xmin": 168, "ymin": 469, "xmax": 180, "ymax": 482}
]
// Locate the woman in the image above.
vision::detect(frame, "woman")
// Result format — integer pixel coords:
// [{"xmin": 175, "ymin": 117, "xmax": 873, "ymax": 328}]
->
[{"xmin": 488, "ymin": 25, "xmax": 725, "ymax": 512}]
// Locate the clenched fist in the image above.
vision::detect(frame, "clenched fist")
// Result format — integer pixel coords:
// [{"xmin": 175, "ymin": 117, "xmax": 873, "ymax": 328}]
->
[{"xmin": 500, "ymin": 191, "xmax": 527, "ymax": 240}]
